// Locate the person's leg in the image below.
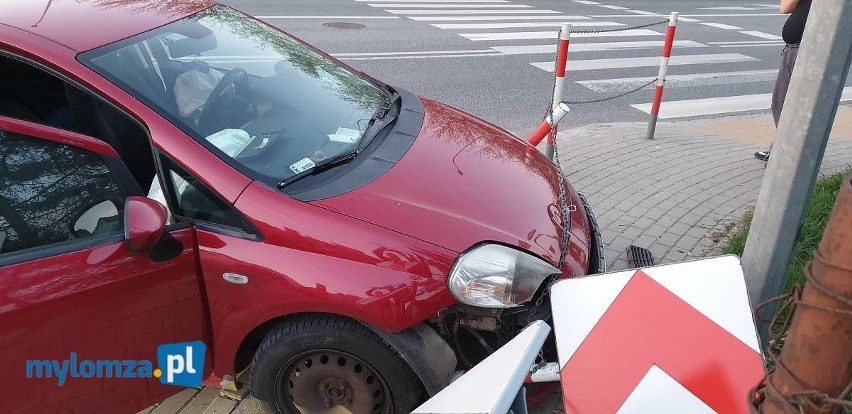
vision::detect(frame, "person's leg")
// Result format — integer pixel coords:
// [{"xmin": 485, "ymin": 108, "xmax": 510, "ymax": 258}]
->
[
  {"xmin": 772, "ymin": 45, "xmax": 799, "ymax": 127},
  {"xmin": 757, "ymin": 45, "xmax": 800, "ymax": 160}
]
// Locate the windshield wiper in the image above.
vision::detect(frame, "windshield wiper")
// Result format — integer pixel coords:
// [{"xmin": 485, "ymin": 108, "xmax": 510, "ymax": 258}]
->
[
  {"xmin": 278, "ymin": 88, "xmax": 399, "ymax": 190},
  {"xmin": 277, "ymin": 150, "xmax": 359, "ymax": 189},
  {"xmin": 357, "ymin": 90, "xmax": 400, "ymax": 152},
  {"xmin": 374, "ymin": 88, "xmax": 395, "ymax": 119}
]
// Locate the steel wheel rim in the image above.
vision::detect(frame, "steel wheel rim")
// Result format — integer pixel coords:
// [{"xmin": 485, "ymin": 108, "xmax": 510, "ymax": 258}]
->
[{"xmin": 275, "ymin": 349, "xmax": 392, "ymax": 414}]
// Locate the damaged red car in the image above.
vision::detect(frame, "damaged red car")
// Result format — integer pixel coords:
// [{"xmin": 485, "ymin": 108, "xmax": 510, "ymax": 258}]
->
[{"xmin": 0, "ymin": 1, "xmax": 603, "ymax": 413}]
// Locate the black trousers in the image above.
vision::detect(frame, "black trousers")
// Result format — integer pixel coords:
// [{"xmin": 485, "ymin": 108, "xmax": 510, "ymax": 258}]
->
[{"xmin": 771, "ymin": 44, "xmax": 800, "ymax": 127}]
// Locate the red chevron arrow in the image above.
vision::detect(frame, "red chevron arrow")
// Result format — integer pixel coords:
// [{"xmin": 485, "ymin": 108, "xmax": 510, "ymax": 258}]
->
[{"xmin": 559, "ymin": 270, "xmax": 764, "ymax": 413}]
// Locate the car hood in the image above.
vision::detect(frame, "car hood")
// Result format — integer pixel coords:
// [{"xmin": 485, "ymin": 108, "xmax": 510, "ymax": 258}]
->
[{"xmin": 313, "ymin": 98, "xmax": 589, "ymax": 267}]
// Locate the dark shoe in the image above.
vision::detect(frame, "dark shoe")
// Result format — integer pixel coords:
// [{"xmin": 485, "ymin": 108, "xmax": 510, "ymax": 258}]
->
[{"xmin": 754, "ymin": 150, "xmax": 770, "ymax": 161}]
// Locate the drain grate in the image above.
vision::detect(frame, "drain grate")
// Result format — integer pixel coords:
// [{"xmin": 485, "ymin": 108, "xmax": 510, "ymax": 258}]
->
[
  {"xmin": 627, "ymin": 245, "xmax": 655, "ymax": 268},
  {"xmin": 322, "ymin": 22, "xmax": 366, "ymax": 29}
]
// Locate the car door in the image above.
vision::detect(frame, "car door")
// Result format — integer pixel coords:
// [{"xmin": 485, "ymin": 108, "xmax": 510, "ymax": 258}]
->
[{"xmin": 0, "ymin": 117, "xmax": 209, "ymax": 414}]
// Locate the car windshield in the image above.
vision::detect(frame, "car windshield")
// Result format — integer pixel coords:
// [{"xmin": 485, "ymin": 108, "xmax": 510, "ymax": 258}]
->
[{"xmin": 80, "ymin": 6, "xmax": 386, "ymax": 182}]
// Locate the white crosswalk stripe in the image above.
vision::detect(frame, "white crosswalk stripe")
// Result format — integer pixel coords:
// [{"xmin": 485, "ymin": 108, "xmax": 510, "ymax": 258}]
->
[
  {"xmin": 431, "ymin": 21, "xmax": 623, "ymax": 29},
  {"xmin": 408, "ymin": 15, "xmax": 590, "ymax": 20},
  {"xmin": 461, "ymin": 29, "xmax": 662, "ymax": 41},
  {"xmin": 355, "ymin": 0, "xmax": 511, "ymax": 2},
  {"xmin": 531, "ymin": 53, "xmax": 759, "ymax": 72},
  {"xmin": 386, "ymin": 9, "xmax": 559, "ymax": 14},
  {"xmin": 491, "ymin": 40, "xmax": 706, "ymax": 55},
  {"xmin": 739, "ymin": 30, "xmax": 783, "ymax": 40},
  {"xmin": 578, "ymin": 69, "xmax": 779, "ymax": 93},
  {"xmin": 354, "ymin": 0, "xmax": 803, "ymax": 119},
  {"xmin": 701, "ymin": 23, "xmax": 742, "ymax": 30},
  {"xmin": 632, "ymin": 87, "xmax": 852, "ymax": 119},
  {"xmin": 367, "ymin": 3, "xmax": 533, "ymax": 7}
]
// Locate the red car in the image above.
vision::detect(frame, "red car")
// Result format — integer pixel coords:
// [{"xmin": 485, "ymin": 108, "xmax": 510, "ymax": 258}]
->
[{"xmin": 0, "ymin": 1, "xmax": 603, "ymax": 413}]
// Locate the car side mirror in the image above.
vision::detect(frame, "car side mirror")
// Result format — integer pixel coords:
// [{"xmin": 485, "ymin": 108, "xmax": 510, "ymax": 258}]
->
[{"xmin": 124, "ymin": 196, "xmax": 167, "ymax": 252}]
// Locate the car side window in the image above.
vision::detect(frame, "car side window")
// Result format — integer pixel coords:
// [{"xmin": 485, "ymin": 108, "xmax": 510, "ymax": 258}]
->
[
  {"xmin": 0, "ymin": 55, "xmax": 156, "ymax": 194},
  {"xmin": 0, "ymin": 130, "xmax": 124, "ymax": 256},
  {"xmin": 158, "ymin": 155, "xmax": 252, "ymax": 233}
]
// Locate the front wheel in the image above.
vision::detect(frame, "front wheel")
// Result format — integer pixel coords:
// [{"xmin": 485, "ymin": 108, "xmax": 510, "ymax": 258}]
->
[{"xmin": 250, "ymin": 315, "xmax": 423, "ymax": 414}]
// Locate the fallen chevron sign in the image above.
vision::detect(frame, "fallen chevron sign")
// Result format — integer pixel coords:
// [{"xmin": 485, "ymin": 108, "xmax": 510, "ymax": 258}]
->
[{"xmin": 415, "ymin": 255, "xmax": 766, "ymax": 413}]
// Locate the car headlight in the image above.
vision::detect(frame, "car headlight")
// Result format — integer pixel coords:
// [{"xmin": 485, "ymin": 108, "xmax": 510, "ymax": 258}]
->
[{"xmin": 448, "ymin": 244, "xmax": 560, "ymax": 308}]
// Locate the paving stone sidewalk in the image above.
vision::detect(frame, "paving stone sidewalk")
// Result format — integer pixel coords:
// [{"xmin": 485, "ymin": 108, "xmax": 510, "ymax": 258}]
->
[
  {"xmin": 144, "ymin": 113, "xmax": 852, "ymax": 414},
  {"xmin": 558, "ymin": 118, "xmax": 852, "ymax": 272}
]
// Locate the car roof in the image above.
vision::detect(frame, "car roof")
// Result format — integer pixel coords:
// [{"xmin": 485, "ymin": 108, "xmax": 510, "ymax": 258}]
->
[{"xmin": 0, "ymin": 0, "xmax": 214, "ymax": 52}]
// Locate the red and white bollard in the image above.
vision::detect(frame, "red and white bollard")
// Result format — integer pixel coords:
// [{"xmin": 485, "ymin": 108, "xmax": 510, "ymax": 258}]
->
[
  {"xmin": 528, "ymin": 102, "xmax": 570, "ymax": 147},
  {"xmin": 546, "ymin": 23, "xmax": 572, "ymax": 159},
  {"xmin": 647, "ymin": 12, "xmax": 678, "ymax": 140}
]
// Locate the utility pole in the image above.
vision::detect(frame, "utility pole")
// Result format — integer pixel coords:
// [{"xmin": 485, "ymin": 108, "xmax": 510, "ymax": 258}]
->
[
  {"xmin": 758, "ymin": 177, "xmax": 852, "ymax": 414},
  {"xmin": 741, "ymin": 0, "xmax": 852, "ymax": 346}
]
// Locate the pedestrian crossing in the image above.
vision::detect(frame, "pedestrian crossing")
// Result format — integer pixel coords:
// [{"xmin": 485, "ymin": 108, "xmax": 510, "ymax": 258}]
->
[
  {"xmin": 631, "ymin": 87, "xmax": 852, "ymax": 119},
  {"xmin": 352, "ymin": 0, "xmax": 838, "ymax": 120},
  {"xmin": 492, "ymin": 40, "xmax": 706, "ymax": 55},
  {"xmin": 459, "ymin": 29, "xmax": 662, "ymax": 41},
  {"xmin": 531, "ymin": 53, "xmax": 759, "ymax": 72}
]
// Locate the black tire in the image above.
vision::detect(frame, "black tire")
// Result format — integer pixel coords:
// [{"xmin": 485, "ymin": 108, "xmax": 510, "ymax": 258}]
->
[{"xmin": 250, "ymin": 314, "xmax": 423, "ymax": 414}]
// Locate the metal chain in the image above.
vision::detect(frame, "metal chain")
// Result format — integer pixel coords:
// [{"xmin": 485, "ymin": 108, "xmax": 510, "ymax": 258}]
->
[
  {"xmin": 544, "ymin": 24, "xmax": 573, "ymax": 273},
  {"xmin": 528, "ymin": 19, "xmax": 668, "ymax": 375},
  {"xmin": 566, "ymin": 77, "xmax": 658, "ymax": 104},
  {"xmin": 541, "ymin": 21, "xmax": 664, "ymax": 107},
  {"xmin": 573, "ymin": 19, "xmax": 669, "ymax": 34},
  {"xmin": 528, "ymin": 26, "xmax": 578, "ymax": 375}
]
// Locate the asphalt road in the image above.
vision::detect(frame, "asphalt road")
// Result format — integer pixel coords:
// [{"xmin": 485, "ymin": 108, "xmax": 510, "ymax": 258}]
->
[{"xmin": 220, "ymin": 0, "xmax": 851, "ymax": 137}]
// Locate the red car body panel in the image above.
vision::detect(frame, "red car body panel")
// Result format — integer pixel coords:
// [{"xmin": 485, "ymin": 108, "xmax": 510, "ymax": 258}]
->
[
  {"xmin": 316, "ymin": 99, "xmax": 591, "ymax": 275},
  {"xmin": 0, "ymin": 117, "xmax": 117, "ymax": 156},
  {"xmin": 0, "ymin": 2, "xmax": 596, "ymax": 412},
  {"xmin": 201, "ymin": 182, "xmax": 458, "ymax": 375},
  {"xmin": 0, "ymin": 118, "xmax": 211, "ymax": 412}
]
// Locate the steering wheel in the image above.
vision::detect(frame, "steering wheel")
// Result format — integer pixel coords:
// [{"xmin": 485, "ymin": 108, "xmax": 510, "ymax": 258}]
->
[{"xmin": 198, "ymin": 68, "xmax": 251, "ymax": 135}]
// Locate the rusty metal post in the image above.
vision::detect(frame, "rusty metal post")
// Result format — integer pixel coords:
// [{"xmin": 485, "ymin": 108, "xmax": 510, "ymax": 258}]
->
[{"xmin": 761, "ymin": 175, "xmax": 852, "ymax": 414}]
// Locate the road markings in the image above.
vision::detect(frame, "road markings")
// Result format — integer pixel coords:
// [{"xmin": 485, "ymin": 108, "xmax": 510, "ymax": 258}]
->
[
  {"xmin": 337, "ymin": 52, "xmax": 503, "ymax": 60},
  {"xmin": 589, "ymin": 13, "xmax": 784, "ymax": 17},
  {"xmin": 492, "ymin": 40, "xmax": 706, "ymax": 55},
  {"xmin": 531, "ymin": 53, "xmax": 758, "ymax": 72},
  {"xmin": 718, "ymin": 43, "xmax": 785, "ymax": 48},
  {"xmin": 698, "ymin": 6, "xmax": 762, "ymax": 10},
  {"xmin": 708, "ymin": 40, "xmax": 784, "ymax": 45},
  {"xmin": 461, "ymin": 29, "xmax": 663, "ymax": 41},
  {"xmin": 578, "ymin": 69, "xmax": 779, "ymax": 93},
  {"xmin": 408, "ymin": 15, "xmax": 590, "ymax": 20},
  {"xmin": 386, "ymin": 9, "xmax": 559, "ymax": 14},
  {"xmin": 356, "ymin": 0, "xmax": 510, "ymax": 2},
  {"xmin": 256, "ymin": 15, "xmax": 400, "ymax": 19},
  {"xmin": 354, "ymin": 0, "xmax": 806, "ymax": 120},
  {"xmin": 367, "ymin": 3, "xmax": 533, "ymax": 7},
  {"xmin": 333, "ymin": 49, "xmax": 495, "ymax": 57},
  {"xmin": 627, "ymin": 10, "xmax": 659, "ymax": 15},
  {"xmin": 631, "ymin": 87, "xmax": 852, "ymax": 119},
  {"xmin": 701, "ymin": 22, "xmax": 742, "ymax": 30},
  {"xmin": 431, "ymin": 21, "xmax": 622, "ymax": 29},
  {"xmin": 739, "ymin": 30, "xmax": 783, "ymax": 40}
]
